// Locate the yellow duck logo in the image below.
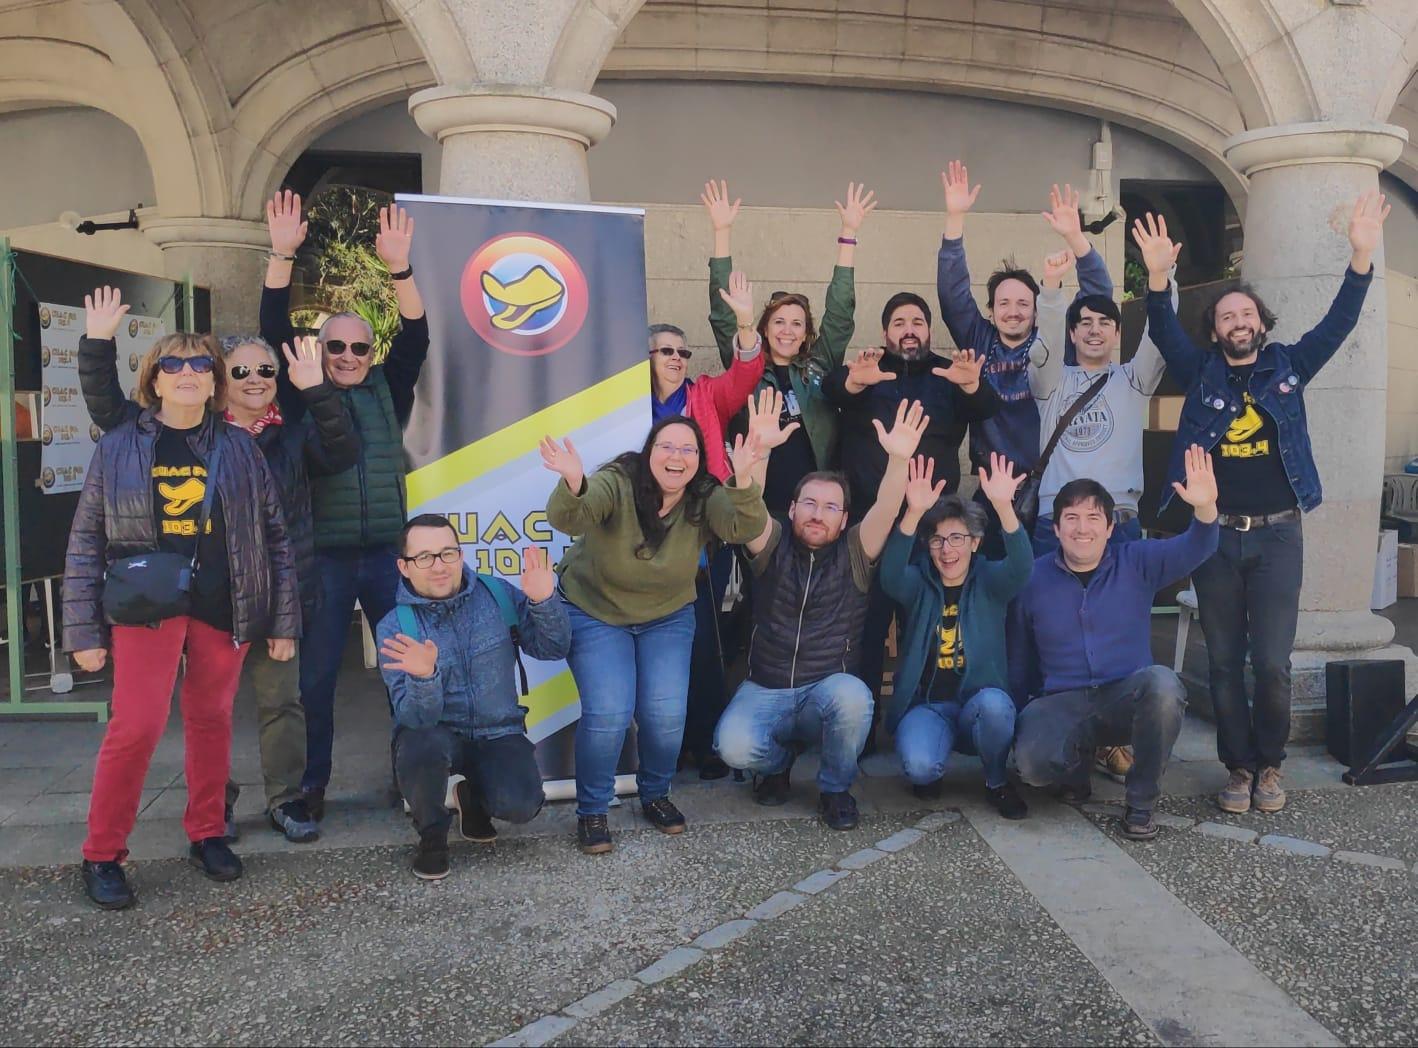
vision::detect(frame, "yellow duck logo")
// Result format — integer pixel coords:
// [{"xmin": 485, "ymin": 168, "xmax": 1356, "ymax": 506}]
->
[
  {"xmin": 159, "ymin": 477, "xmax": 206, "ymax": 516},
  {"xmin": 1226, "ymin": 402, "xmax": 1264, "ymax": 444},
  {"xmin": 480, "ymin": 266, "xmax": 566, "ymax": 331}
]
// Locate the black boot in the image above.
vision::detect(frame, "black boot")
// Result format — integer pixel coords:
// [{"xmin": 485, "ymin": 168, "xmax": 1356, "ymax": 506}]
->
[{"xmin": 413, "ymin": 829, "xmax": 450, "ymax": 880}]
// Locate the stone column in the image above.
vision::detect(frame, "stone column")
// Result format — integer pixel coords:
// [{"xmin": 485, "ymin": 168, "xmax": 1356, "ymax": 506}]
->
[
  {"xmin": 1222, "ymin": 121, "xmax": 1415, "ymax": 739},
  {"xmin": 142, "ymin": 218, "xmax": 270, "ymax": 332},
  {"xmin": 408, "ymin": 85, "xmax": 616, "ymax": 203}
]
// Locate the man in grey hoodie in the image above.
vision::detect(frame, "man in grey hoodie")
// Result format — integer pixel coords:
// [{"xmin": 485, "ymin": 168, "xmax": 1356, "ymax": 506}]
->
[{"xmin": 377, "ymin": 514, "xmax": 570, "ymax": 880}]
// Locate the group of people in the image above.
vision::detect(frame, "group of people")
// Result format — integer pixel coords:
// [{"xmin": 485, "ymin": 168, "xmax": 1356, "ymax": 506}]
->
[{"xmin": 61, "ymin": 168, "xmax": 1391, "ymax": 904}]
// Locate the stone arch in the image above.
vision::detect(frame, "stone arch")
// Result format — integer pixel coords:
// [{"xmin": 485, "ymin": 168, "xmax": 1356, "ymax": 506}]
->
[
  {"xmin": 547, "ymin": 0, "xmax": 648, "ymax": 91},
  {"xmin": 381, "ymin": 0, "xmax": 479, "ymax": 85}
]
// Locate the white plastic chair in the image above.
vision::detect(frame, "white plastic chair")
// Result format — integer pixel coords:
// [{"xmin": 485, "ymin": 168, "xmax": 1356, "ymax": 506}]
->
[{"xmin": 1173, "ymin": 588, "xmax": 1198, "ymax": 672}]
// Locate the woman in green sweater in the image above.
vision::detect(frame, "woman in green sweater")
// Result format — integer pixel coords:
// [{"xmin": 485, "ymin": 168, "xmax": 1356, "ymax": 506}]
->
[
  {"xmin": 879, "ymin": 453, "xmax": 1034, "ymax": 819},
  {"xmin": 541, "ymin": 416, "xmax": 768, "ymax": 855}
]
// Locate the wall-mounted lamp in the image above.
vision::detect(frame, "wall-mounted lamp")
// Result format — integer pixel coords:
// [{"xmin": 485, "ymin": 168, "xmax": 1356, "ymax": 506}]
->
[{"xmin": 60, "ymin": 207, "xmax": 141, "ymax": 235}]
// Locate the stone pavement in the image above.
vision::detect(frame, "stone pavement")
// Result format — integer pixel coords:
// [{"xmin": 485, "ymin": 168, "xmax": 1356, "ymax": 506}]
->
[{"xmin": 2, "ymin": 639, "xmax": 1416, "ymax": 1045}]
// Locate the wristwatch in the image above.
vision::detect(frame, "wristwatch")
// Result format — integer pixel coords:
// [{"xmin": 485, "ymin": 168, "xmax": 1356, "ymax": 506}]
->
[{"xmin": 389, "ymin": 265, "xmax": 413, "ymax": 281}]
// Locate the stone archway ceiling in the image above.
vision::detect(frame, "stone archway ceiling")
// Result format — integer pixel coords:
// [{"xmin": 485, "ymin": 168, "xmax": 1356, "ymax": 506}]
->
[{"xmin": 1386, "ymin": 69, "xmax": 1418, "ymax": 189}]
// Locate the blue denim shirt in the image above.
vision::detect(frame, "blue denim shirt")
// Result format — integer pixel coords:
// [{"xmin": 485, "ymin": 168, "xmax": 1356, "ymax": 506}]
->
[
  {"xmin": 377, "ymin": 566, "xmax": 571, "ymax": 739},
  {"xmin": 1146, "ymin": 267, "xmax": 1372, "ymax": 512}
]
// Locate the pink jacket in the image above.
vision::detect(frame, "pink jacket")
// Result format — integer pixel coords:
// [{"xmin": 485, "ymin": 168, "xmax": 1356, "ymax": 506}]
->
[{"xmin": 684, "ymin": 343, "xmax": 765, "ymax": 481}]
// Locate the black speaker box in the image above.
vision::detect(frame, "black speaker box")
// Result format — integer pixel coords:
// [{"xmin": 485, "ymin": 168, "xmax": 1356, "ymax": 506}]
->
[{"xmin": 1326, "ymin": 659, "xmax": 1407, "ymax": 767}]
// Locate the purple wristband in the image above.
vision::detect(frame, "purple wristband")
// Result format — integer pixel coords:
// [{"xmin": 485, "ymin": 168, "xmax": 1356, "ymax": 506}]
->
[{"xmin": 838, "ymin": 236, "xmax": 858, "ymax": 245}]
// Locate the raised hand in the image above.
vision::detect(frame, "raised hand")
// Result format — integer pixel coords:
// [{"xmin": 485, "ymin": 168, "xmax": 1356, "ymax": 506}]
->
[
  {"xmin": 380, "ymin": 632, "xmax": 438, "ymax": 679},
  {"xmin": 845, "ymin": 347, "xmax": 896, "ymax": 392},
  {"xmin": 701, "ymin": 179, "xmax": 741, "ymax": 232},
  {"xmin": 718, "ymin": 270, "xmax": 755, "ymax": 326},
  {"xmin": 729, "ymin": 430, "xmax": 766, "ymax": 489},
  {"xmin": 282, "ymin": 336, "xmax": 324, "ymax": 390},
  {"xmin": 84, "ymin": 286, "xmax": 130, "ymax": 340},
  {"xmin": 376, "ymin": 204, "xmax": 414, "ymax": 272},
  {"xmin": 539, "ymin": 435, "xmax": 584, "ymax": 492},
  {"xmin": 521, "ymin": 546, "xmax": 556, "ymax": 603},
  {"xmin": 746, "ymin": 387, "xmax": 801, "ymax": 450},
  {"xmin": 1348, "ymin": 190, "xmax": 1390, "ymax": 268},
  {"xmin": 978, "ymin": 452, "xmax": 1026, "ymax": 507},
  {"xmin": 73, "ymin": 648, "xmax": 107, "ymax": 673},
  {"xmin": 1042, "ymin": 249, "xmax": 1075, "ymax": 289},
  {"xmin": 835, "ymin": 182, "xmax": 878, "ymax": 235},
  {"xmin": 1130, "ymin": 213, "xmax": 1183, "ymax": 281},
  {"xmin": 932, "ymin": 348, "xmax": 984, "ymax": 391},
  {"xmin": 267, "ymin": 638, "xmax": 295, "ymax": 662},
  {"xmin": 267, "ymin": 190, "xmax": 307, "ymax": 256},
  {"xmin": 1041, "ymin": 183, "xmax": 1083, "ymax": 240},
  {"xmin": 941, "ymin": 160, "xmax": 981, "ymax": 216},
  {"xmin": 904, "ymin": 455, "xmax": 946, "ymax": 516},
  {"xmin": 872, "ymin": 398, "xmax": 930, "ymax": 460},
  {"xmin": 1171, "ymin": 443, "xmax": 1218, "ymax": 513}
]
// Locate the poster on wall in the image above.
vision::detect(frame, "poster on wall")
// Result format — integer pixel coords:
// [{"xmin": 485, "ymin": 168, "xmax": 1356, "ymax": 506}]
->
[
  {"xmin": 398, "ymin": 194, "xmax": 650, "ymax": 779},
  {"xmin": 38, "ymin": 302, "xmax": 165, "ymax": 494}
]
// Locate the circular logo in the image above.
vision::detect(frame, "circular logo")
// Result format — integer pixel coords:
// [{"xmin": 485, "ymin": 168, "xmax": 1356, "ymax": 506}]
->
[
  {"xmin": 89, "ymin": 423, "xmax": 101, "ymax": 442},
  {"xmin": 460, "ymin": 233, "xmax": 588, "ymax": 357},
  {"xmin": 128, "ymin": 353, "xmax": 139, "ymax": 373},
  {"xmin": 42, "ymin": 386, "xmax": 51, "ymax": 406},
  {"xmin": 128, "ymin": 318, "xmax": 140, "ymax": 338},
  {"xmin": 38, "ymin": 307, "xmax": 50, "ymax": 329},
  {"xmin": 41, "ymin": 347, "xmax": 50, "ymax": 366},
  {"xmin": 1061, "ymin": 395, "xmax": 1114, "ymax": 454},
  {"xmin": 41, "ymin": 467, "xmax": 55, "ymax": 489},
  {"xmin": 42, "ymin": 425, "xmax": 53, "ymax": 445}
]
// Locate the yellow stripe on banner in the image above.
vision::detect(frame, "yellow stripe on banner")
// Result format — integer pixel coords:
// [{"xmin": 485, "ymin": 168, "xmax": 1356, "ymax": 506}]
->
[
  {"xmin": 523, "ymin": 668, "xmax": 579, "ymax": 732},
  {"xmin": 407, "ymin": 361, "xmax": 650, "ymax": 506}
]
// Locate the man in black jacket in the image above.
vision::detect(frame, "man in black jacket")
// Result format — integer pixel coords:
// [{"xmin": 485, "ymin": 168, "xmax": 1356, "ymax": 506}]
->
[{"xmin": 821, "ymin": 292, "xmax": 1000, "ymax": 748}]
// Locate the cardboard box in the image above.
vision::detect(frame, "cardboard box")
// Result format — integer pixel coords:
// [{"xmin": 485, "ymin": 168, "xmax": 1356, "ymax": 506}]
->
[
  {"xmin": 1399, "ymin": 543, "xmax": 1418, "ymax": 599},
  {"xmin": 1372, "ymin": 529, "xmax": 1398, "ymax": 610}
]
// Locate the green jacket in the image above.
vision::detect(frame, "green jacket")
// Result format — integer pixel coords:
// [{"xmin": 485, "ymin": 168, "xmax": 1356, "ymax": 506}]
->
[
  {"xmin": 879, "ymin": 523, "xmax": 1033, "ymax": 732},
  {"xmin": 311, "ymin": 374, "xmax": 406, "ymax": 549},
  {"xmin": 708, "ymin": 256, "xmax": 855, "ymax": 469}
]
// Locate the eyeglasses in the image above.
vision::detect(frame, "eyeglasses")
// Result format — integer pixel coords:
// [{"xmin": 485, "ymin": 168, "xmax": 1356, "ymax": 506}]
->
[
  {"xmin": 400, "ymin": 547, "xmax": 463, "ymax": 569},
  {"xmin": 157, "ymin": 355, "xmax": 215, "ymax": 375},
  {"xmin": 230, "ymin": 363, "xmax": 277, "ymax": 380},
  {"xmin": 927, "ymin": 533, "xmax": 972, "ymax": 550},
  {"xmin": 653, "ymin": 347, "xmax": 693, "ymax": 360},
  {"xmin": 795, "ymin": 498, "xmax": 844, "ymax": 516},
  {"xmin": 324, "ymin": 339, "xmax": 372, "ymax": 357},
  {"xmin": 653, "ymin": 442, "xmax": 700, "ymax": 457}
]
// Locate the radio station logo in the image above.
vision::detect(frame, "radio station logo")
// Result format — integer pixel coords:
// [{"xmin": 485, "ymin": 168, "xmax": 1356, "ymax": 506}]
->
[
  {"xmin": 460, "ymin": 233, "xmax": 588, "ymax": 357},
  {"xmin": 89, "ymin": 423, "xmax": 102, "ymax": 442},
  {"xmin": 41, "ymin": 467, "xmax": 55, "ymax": 490},
  {"xmin": 128, "ymin": 352, "xmax": 139, "ymax": 373},
  {"xmin": 39, "ymin": 307, "xmax": 51, "ymax": 329},
  {"xmin": 41, "ymin": 347, "xmax": 50, "ymax": 366},
  {"xmin": 42, "ymin": 425, "xmax": 53, "ymax": 446},
  {"xmin": 128, "ymin": 318, "xmax": 140, "ymax": 338}
]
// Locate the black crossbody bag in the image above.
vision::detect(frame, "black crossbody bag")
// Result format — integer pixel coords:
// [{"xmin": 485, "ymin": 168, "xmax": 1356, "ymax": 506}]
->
[
  {"xmin": 103, "ymin": 427, "xmax": 225, "ymax": 626},
  {"xmin": 1012, "ymin": 373, "xmax": 1109, "ymax": 532}
]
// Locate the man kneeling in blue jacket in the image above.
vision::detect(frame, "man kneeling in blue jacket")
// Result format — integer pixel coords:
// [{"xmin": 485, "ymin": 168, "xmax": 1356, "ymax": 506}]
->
[
  {"xmin": 1010, "ymin": 446, "xmax": 1219, "ymax": 840},
  {"xmin": 377, "ymin": 514, "xmax": 570, "ymax": 880}
]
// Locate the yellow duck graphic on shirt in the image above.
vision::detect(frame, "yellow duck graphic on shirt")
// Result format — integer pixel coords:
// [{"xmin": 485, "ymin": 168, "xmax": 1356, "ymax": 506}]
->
[
  {"xmin": 159, "ymin": 477, "xmax": 206, "ymax": 517},
  {"xmin": 1226, "ymin": 399, "xmax": 1264, "ymax": 444},
  {"xmin": 480, "ymin": 266, "xmax": 566, "ymax": 330}
]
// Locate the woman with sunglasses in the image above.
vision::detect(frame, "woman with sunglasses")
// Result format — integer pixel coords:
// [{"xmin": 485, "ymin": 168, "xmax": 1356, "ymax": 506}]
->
[
  {"xmin": 63, "ymin": 329, "xmax": 299, "ymax": 910},
  {"xmin": 878, "ymin": 453, "xmax": 1034, "ymax": 820},
  {"xmin": 541, "ymin": 415, "xmax": 768, "ymax": 855},
  {"xmin": 702, "ymin": 179, "xmax": 876, "ymax": 511},
  {"xmin": 74, "ymin": 287, "xmax": 359, "ymax": 843}
]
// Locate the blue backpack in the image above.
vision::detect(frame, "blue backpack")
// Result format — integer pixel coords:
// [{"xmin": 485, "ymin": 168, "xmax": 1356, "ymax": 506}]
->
[{"xmin": 395, "ymin": 574, "xmax": 529, "ymax": 696}]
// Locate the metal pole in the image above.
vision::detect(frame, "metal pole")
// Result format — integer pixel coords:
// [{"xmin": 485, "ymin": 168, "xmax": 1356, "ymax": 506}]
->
[{"xmin": 0, "ymin": 239, "xmax": 25, "ymax": 706}]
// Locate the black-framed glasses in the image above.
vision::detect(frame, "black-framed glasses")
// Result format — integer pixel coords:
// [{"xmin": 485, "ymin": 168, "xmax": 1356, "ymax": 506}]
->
[
  {"xmin": 927, "ymin": 533, "xmax": 972, "ymax": 550},
  {"xmin": 653, "ymin": 347, "xmax": 693, "ymax": 360},
  {"xmin": 230, "ymin": 363, "xmax": 277, "ymax": 380},
  {"xmin": 324, "ymin": 339, "xmax": 372, "ymax": 357},
  {"xmin": 400, "ymin": 547, "xmax": 463, "ymax": 569},
  {"xmin": 157, "ymin": 355, "xmax": 215, "ymax": 375}
]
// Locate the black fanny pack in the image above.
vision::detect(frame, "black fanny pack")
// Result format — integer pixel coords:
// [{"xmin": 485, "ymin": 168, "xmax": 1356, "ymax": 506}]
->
[{"xmin": 103, "ymin": 428, "xmax": 224, "ymax": 626}]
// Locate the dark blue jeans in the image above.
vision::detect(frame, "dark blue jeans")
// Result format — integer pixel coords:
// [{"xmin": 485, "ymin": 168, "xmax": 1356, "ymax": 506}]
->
[
  {"xmin": 895, "ymin": 688, "xmax": 1017, "ymax": 789},
  {"xmin": 1191, "ymin": 520, "xmax": 1303, "ymax": 771},
  {"xmin": 300, "ymin": 544, "xmax": 401, "ymax": 792},
  {"xmin": 394, "ymin": 726, "xmax": 545, "ymax": 836},
  {"xmin": 1031, "ymin": 514, "xmax": 1142, "ymax": 558}
]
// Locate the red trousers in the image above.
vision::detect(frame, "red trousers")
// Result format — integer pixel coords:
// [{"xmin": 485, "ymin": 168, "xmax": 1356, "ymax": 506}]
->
[{"xmin": 83, "ymin": 617, "xmax": 250, "ymax": 863}]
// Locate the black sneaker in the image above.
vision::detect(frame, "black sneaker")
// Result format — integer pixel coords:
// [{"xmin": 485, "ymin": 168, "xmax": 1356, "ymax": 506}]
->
[
  {"xmin": 222, "ymin": 803, "xmax": 239, "ymax": 844},
  {"xmin": 81, "ymin": 860, "xmax": 135, "ymax": 910},
  {"xmin": 269, "ymin": 799, "xmax": 320, "ymax": 843},
  {"xmin": 697, "ymin": 754, "xmax": 731, "ymax": 781},
  {"xmin": 818, "ymin": 790, "xmax": 859, "ymax": 831},
  {"xmin": 452, "ymin": 779, "xmax": 497, "ymax": 843},
  {"xmin": 753, "ymin": 751, "xmax": 797, "ymax": 807},
  {"xmin": 641, "ymin": 797, "xmax": 686, "ymax": 835},
  {"xmin": 188, "ymin": 837, "xmax": 243, "ymax": 882},
  {"xmin": 303, "ymin": 787, "xmax": 326, "ymax": 822},
  {"xmin": 577, "ymin": 815, "xmax": 612, "ymax": 855},
  {"xmin": 911, "ymin": 778, "xmax": 944, "ymax": 801},
  {"xmin": 413, "ymin": 829, "xmax": 450, "ymax": 880},
  {"xmin": 986, "ymin": 782, "xmax": 1029, "ymax": 820},
  {"xmin": 1121, "ymin": 806, "xmax": 1158, "ymax": 841}
]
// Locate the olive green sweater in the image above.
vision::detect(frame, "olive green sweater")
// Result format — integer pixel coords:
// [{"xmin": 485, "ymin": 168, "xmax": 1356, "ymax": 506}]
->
[{"xmin": 548, "ymin": 467, "xmax": 768, "ymax": 626}]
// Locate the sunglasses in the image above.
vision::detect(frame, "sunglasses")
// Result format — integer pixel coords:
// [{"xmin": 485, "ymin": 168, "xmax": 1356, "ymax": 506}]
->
[
  {"xmin": 324, "ymin": 339, "xmax": 372, "ymax": 357},
  {"xmin": 157, "ymin": 355, "xmax": 215, "ymax": 375},
  {"xmin": 653, "ymin": 347, "xmax": 693, "ymax": 360},
  {"xmin": 230, "ymin": 363, "xmax": 277, "ymax": 380}
]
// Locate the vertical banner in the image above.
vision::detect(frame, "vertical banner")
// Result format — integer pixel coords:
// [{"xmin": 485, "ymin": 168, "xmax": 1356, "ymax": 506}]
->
[
  {"xmin": 38, "ymin": 303, "xmax": 164, "ymax": 494},
  {"xmin": 398, "ymin": 194, "xmax": 651, "ymax": 778}
]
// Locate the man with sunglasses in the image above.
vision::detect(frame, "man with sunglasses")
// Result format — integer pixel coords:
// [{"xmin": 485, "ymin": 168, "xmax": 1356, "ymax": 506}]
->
[
  {"xmin": 377, "ymin": 514, "xmax": 569, "ymax": 880},
  {"xmin": 262, "ymin": 190, "xmax": 430, "ymax": 819}
]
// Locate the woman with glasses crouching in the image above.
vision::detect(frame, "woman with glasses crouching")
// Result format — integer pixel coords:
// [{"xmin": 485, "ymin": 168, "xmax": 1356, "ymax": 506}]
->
[{"xmin": 64, "ymin": 332, "xmax": 299, "ymax": 909}]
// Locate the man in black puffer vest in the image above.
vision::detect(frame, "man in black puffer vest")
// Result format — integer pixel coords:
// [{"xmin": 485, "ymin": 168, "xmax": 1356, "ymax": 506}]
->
[
  {"xmin": 260, "ymin": 190, "xmax": 430, "ymax": 820},
  {"xmin": 714, "ymin": 394, "xmax": 928, "ymax": 831}
]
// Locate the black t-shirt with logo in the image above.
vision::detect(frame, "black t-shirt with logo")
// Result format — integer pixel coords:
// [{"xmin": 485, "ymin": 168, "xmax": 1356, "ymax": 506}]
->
[
  {"xmin": 763, "ymin": 364, "xmax": 818, "ymax": 514},
  {"xmin": 152, "ymin": 425, "xmax": 231, "ymax": 632},
  {"xmin": 925, "ymin": 584, "xmax": 965, "ymax": 703},
  {"xmin": 1210, "ymin": 364, "xmax": 1297, "ymax": 516}
]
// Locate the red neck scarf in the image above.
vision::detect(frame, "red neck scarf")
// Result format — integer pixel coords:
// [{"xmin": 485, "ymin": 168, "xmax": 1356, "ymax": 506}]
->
[{"xmin": 225, "ymin": 403, "xmax": 283, "ymax": 436}]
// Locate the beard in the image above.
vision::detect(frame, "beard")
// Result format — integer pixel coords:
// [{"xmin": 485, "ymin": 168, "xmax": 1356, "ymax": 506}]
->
[
  {"xmin": 886, "ymin": 333, "xmax": 932, "ymax": 361},
  {"xmin": 1217, "ymin": 328, "xmax": 1266, "ymax": 359}
]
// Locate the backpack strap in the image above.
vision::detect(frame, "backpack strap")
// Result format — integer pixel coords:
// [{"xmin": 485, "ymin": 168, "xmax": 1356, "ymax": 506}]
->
[
  {"xmin": 395, "ymin": 603, "xmax": 420, "ymax": 640},
  {"xmin": 475, "ymin": 573, "xmax": 529, "ymax": 698}
]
